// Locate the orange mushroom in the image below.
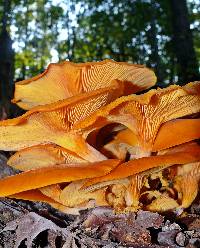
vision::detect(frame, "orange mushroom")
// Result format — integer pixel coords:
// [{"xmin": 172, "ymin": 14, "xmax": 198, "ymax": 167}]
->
[
  {"xmin": 13, "ymin": 60, "xmax": 156, "ymax": 110},
  {"xmin": 0, "ymin": 159, "xmax": 121, "ymax": 197},
  {"xmin": 0, "ymin": 60, "xmax": 199, "ymax": 214},
  {"xmin": 153, "ymin": 119, "xmax": 200, "ymax": 151},
  {"xmin": 82, "ymin": 143, "xmax": 200, "ymax": 190},
  {"xmin": 9, "ymin": 190, "xmax": 88, "ymax": 215},
  {"xmin": 174, "ymin": 162, "xmax": 200, "ymax": 208},
  {"xmin": 75, "ymin": 82, "xmax": 200, "ymax": 156},
  {"xmin": 7, "ymin": 144, "xmax": 86, "ymax": 171},
  {"xmin": 0, "ymin": 85, "xmax": 123, "ymax": 161}
]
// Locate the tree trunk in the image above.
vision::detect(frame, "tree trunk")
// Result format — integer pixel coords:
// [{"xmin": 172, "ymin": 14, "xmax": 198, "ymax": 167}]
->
[
  {"xmin": 169, "ymin": 0, "xmax": 199, "ymax": 84},
  {"xmin": 0, "ymin": 0, "xmax": 14, "ymax": 118},
  {"xmin": 147, "ymin": 0, "xmax": 165, "ymax": 83}
]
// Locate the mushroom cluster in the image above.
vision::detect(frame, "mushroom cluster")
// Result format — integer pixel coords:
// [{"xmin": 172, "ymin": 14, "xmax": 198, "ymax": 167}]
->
[{"xmin": 0, "ymin": 60, "xmax": 199, "ymax": 215}]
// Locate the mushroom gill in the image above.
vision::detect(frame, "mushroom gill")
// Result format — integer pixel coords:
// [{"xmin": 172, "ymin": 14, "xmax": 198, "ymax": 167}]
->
[
  {"xmin": 75, "ymin": 82, "xmax": 200, "ymax": 154},
  {"xmin": 13, "ymin": 60, "xmax": 156, "ymax": 110}
]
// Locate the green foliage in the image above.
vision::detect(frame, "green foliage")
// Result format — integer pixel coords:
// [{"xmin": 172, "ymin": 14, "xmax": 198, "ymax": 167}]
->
[{"xmin": 0, "ymin": 0, "xmax": 199, "ymax": 84}]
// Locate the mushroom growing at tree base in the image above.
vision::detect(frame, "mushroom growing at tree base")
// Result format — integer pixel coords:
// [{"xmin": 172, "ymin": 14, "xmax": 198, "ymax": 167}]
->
[{"xmin": 0, "ymin": 60, "xmax": 199, "ymax": 215}]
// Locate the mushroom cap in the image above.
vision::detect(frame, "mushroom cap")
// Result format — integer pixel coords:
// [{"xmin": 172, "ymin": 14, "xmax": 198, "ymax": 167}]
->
[
  {"xmin": 0, "ymin": 83, "xmax": 124, "ymax": 161},
  {"xmin": 8, "ymin": 190, "xmax": 84, "ymax": 215},
  {"xmin": 13, "ymin": 60, "xmax": 156, "ymax": 110},
  {"xmin": 75, "ymin": 82, "xmax": 200, "ymax": 151},
  {"xmin": 83, "ymin": 143, "xmax": 200, "ymax": 190},
  {"xmin": 8, "ymin": 144, "xmax": 87, "ymax": 171},
  {"xmin": 153, "ymin": 119, "xmax": 200, "ymax": 151},
  {"xmin": 0, "ymin": 159, "xmax": 121, "ymax": 197}
]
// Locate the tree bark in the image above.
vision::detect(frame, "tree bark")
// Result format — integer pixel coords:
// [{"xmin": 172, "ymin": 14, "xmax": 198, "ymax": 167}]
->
[
  {"xmin": 0, "ymin": 0, "xmax": 14, "ymax": 118},
  {"xmin": 169, "ymin": 0, "xmax": 199, "ymax": 84},
  {"xmin": 147, "ymin": 0, "xmax": 165, "ymax": 83}
]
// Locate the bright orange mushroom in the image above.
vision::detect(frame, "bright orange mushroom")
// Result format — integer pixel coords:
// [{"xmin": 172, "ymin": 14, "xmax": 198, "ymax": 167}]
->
[
  {"xmin": 7, "ymin": 144, "xmax": 86, "ymax": 171},
  {"xmin": 0, "ymin": 159, "xmax": 120, "ymax": 197},
  {"xmin": 0, "ymin": 60, "xmax": 199, "ymax": 214},
  {"xmin": 75, "ymin": 82, "xmax": 200, "ymax": 156},
  {"xmin": 13, "ymin": 60, "xmax": 156, "ymax": 110},
  {"xmin": 153, "ymin": 119, "xmax": 200, "ymax": 151},
  {"xmin": 0, "ymin": 85, "xmax": 123, "ymax": 161},
  {"xmin": 174, "ymin": 162, "xmax": 200, "ymax": 208},
  {"xmin": 82, "ymin": 143, "xmax": 200, "ymax": 190},
  {"xmin": 9, "ymin": 190, "xmax": 87, "ymax": 215}
]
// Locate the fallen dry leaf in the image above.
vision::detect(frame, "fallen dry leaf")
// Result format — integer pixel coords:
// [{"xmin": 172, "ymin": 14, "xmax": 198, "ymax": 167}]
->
[{"xmin": 1, "ymin": 212, "xmax": 71, "ymax": 248}]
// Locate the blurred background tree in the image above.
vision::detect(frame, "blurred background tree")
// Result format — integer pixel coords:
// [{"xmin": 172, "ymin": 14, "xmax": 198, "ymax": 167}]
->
[{"xmin": 0, "ymin": 0, "xmax": 199, "ymax": 117}]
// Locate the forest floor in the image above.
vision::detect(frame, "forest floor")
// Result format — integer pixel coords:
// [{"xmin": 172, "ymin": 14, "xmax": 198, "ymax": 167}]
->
[{"xmin": 1, "ymin": 153, "xmax": 200, "ymax": 248}]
